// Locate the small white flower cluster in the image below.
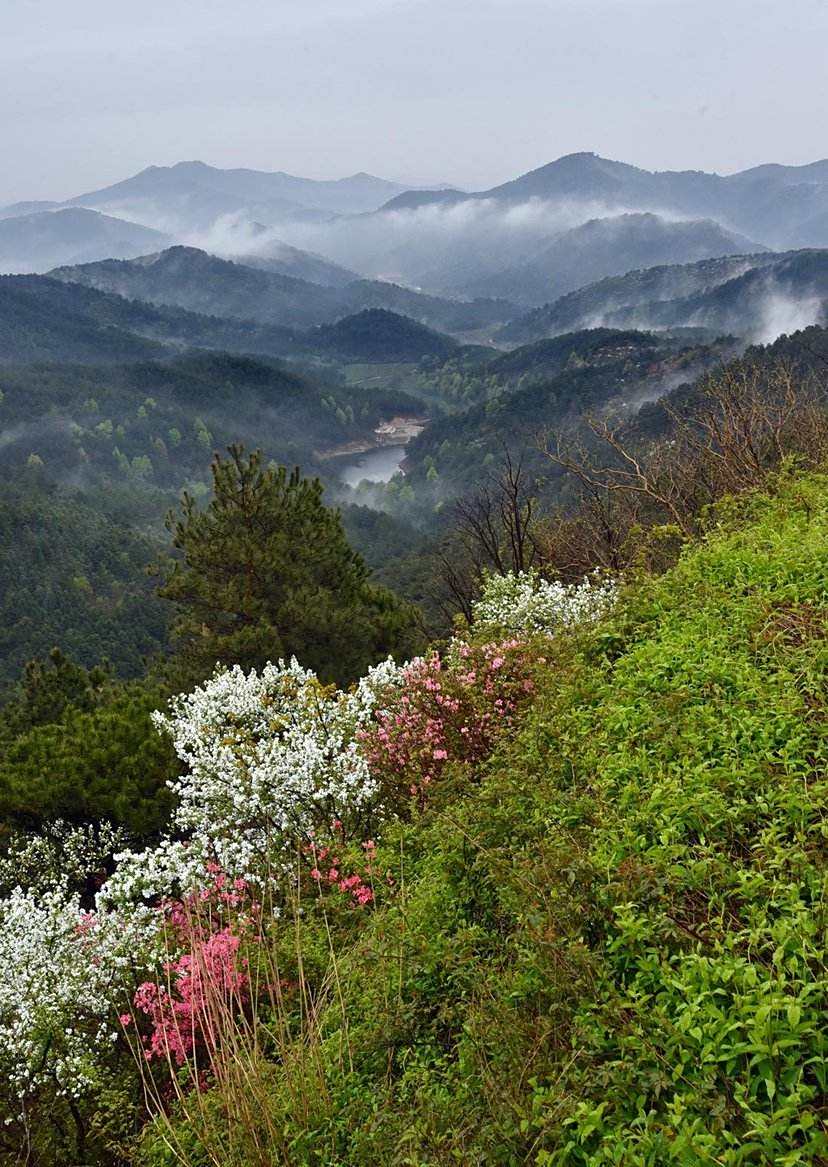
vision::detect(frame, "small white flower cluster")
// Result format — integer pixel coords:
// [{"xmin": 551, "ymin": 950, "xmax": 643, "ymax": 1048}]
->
[
  {"xmin": 0, "ymin": 820, "xmax": 128, "ymax": 897},
  {"xmin": 472, "ymin": 570, "xmax": 618, "ymax": 638},
  {"xmin": 0, "ymin": 886, "xmax": 155, "ymax": 1107}
]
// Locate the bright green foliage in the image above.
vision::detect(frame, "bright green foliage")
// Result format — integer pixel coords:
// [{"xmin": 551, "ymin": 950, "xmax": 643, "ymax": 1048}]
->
[
  {"xmin": 143, "ymin": 471, "xmax": 827, "ymax": 1165},
  {"xmin": 160, "ymin": 446, "xmax": 422, "ymax": 686}
]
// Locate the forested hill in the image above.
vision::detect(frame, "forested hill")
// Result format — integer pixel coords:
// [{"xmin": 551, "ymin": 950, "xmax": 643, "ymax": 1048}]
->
[
  {"xmin": 50, "ymin": 246, "xmax": 517, "ymax": 334},
  {"xmin": 0, "ymin": 478, "xmax": 169, "ymax": 681},
  {"xmin": 0, "ymin": 276, "xmax": 169, "ymax": 363},
  {"xmin": 0, "ymin": 350, "xmax": 419, "ymax": 491},
  {"xmin": 0, "ymin": 274, "xmax": 467, "ymax": 366},
  {"xmin": 500, "ymin": 249, "xmax": 828, "ymax": 344},
  {"xmin": 401, "ymin": 327, "xmax": 736, "ymax": 497},
  {"xmin": 311, "ymin": 308, "xmax": 459, "ymax": 362}
]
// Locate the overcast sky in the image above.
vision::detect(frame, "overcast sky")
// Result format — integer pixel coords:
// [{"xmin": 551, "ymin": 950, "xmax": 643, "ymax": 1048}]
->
[{"xmin": 1, "ymin": 0, "xmax": 827, "ymax": 204}]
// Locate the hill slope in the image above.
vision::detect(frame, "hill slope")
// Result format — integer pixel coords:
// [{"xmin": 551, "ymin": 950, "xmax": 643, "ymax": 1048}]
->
[
  {"xmin": 50, "ymin": 246, "xmax": 516, "ymax": 334},
  {"xmin": 0, "ymin": 276, "xmax": 169, "ymax": 363},
  {"xmin": 0, "ymin": 479, "xmax": 169, "ymax": 683},
  {"xmin": 608, "ymin": 249, "xmax": 828, "ymax": 340},
  {"xmin": 144, "ymin": 471, "xmax": 828, "ymax": 1163},
  {"xmin": 0, "ymin": 350, "xmax": 420, "ymax": 493},
  {"xmin": 0, "ymin": 208, "xmax": 170, "ymax": 274},
  {"xmin": 0, "ymin": 273, "xmax": 308, "ymax": 364},
  {"xmin": 403, "ymin": 328, "xmax": 732, "ymax": 497},
  {"xmin": 470, "ymin": 212, "xmax": 764, "ymax": 305},
  {"xmin": 499, "ymin": 251, "xmax": 824, "ymax": 344}
]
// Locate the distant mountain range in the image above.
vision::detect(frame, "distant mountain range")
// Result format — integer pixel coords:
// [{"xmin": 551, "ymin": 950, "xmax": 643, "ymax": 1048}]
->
[
  {"xmin": 64, "ymin": 162, "xmax": 425, "ymax": 228},
  {"xmin": 456, "ymin": 212, "xmax": 763, "ymax": 304},
  {"xmin": 0, "ymin": 163, "xmax": 452, "ymax": 275},
  {"xmin": 278, "ymin": 152, "xmax": 828, "ymax": 298},
  {"xmin": 3, "ymin": 151, "xmax": 828, "ymax": 347},
  {"xmin": 381, "ymin": 152, "xmax": 828, "ymax": 250}
]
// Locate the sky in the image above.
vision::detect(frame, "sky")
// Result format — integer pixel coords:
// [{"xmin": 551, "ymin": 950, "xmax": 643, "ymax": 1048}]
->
[{"xmin": 2, "ymin": 0, "xmax": 828, "ymax": 205}]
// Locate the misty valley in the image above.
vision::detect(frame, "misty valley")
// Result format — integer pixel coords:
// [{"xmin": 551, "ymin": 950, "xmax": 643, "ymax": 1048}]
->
[{"xmin": 2, "ymin": 152, "xmax": 828, "ymax": 677}]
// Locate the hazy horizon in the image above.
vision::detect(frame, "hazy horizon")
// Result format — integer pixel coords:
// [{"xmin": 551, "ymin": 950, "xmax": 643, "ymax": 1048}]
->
[{"xmin": 2, "ymin": 0, "xmax": 828, "ymax": 206}]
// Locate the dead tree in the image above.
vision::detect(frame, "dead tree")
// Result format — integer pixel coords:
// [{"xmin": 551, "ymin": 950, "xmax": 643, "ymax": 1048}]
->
[
  {"xmin": 537, "ymin": 358, "xmax": 828, "ymax": 577},
  {"xmin": 431, "ymin": 449, "xmax": 542, "ymax": 624}
]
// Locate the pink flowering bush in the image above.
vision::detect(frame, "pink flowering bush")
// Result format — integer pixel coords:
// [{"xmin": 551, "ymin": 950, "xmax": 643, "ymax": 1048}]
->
[
  {"xmin": 308, "ymin": 836, "xmax": 377, "ymax": 907},
  {"xmin": 359, "ymin": 638, "xmax": 538, "ymax": 803},
  {"xmin": 131, "ymin": 868, "xmax": 251, "ymax": 1071}
]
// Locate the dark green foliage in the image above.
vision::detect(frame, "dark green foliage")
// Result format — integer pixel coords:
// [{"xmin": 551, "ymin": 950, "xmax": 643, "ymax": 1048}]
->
[
  {"xmin": 339, "ymin": 281, "xmax": 516, "ymax": 333},
  {"xmin": 0, "ymin": 273, "xmax": 303, "ymax": 364},
  {"xmin": 0, "ymin": 477, "xmax": 169, "ymax": 686},
  {"xmin": 0, "ymin": 676, "xmax": 175, "ymax": 836},
  {"xmin": 487, "ymin": 327, "xmax": 681, "ymax": 379},
  {"xmin": 160, "ymin": 446, "xmax": 422, "ymax": 685},
  {"xmin": 311, "ymin": 309, "xmax": 458, "ymax": 363},
  {"xmin": 0, "ymin": 647, "xmax": 111, "ymax": 738},
  {"xmin": 0, "ymin": 351, "xmax": 418, "ymax": 492},
  {"xmin": 0, "ymin": 275, "xmax": 168, "ymax": 363},
  {"xmin": 0, "ymin": 343, "xmax": 421, "ymax": 684}
]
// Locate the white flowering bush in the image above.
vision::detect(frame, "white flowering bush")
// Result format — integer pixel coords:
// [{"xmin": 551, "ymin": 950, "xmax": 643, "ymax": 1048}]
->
[
  {"xmin": 0, "ymin": 820, "xmax": 128, "ymax": 897},
  {"xmin": 472, "ymin": 570, "xmax": 617, "ymax": 638},
  {"xmin": 103, "ymin": 657, "xmax": 405, "ymax": 902},
  {"xmin": 0, "ymin": 886, "xmax": 155, "ymax": 1111}
]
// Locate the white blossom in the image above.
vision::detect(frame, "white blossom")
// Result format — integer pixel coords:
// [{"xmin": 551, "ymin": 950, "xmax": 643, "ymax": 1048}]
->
[
  {"xmin": 472, "ymin": 569, "xmax": 617, "ymax": 638},
  {"xmin": 0, "ymin": 820, "xmax": 128, "ymax": 897},
  {"xmin": 0, "ymin": 886, "xmax": 155, "ymax": 1107},
  {"xmin": 103, "ymin": 656, "xmax": 405, "ymax": 901}
]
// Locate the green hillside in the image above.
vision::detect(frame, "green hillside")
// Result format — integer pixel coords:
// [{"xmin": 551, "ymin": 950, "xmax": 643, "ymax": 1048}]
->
[
  {"xmin": 0, "ymin": 274, "xmax": 305, "ymax": 364},
  {"xmin": 402, "ymin": 328, "xmax": 731, "ymax": 498},
  {"xmin": 141, "ymin": 471, "xmax": 827, "ymax": 1165}
]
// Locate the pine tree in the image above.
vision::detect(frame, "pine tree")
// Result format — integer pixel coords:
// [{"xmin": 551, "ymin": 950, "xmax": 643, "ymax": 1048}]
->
[{"xmin": 159, "ymin": 445, "xmax": 421, "ymax": 685}]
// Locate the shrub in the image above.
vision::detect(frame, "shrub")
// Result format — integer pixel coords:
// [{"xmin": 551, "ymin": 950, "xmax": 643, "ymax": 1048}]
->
[
  {"xmin": 360, "ymin": 637, "xmax": 539, "ymax": 802},
  {"xmin": 472, "ymin": 569, "xmax": 617, "ymax": 637}
]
